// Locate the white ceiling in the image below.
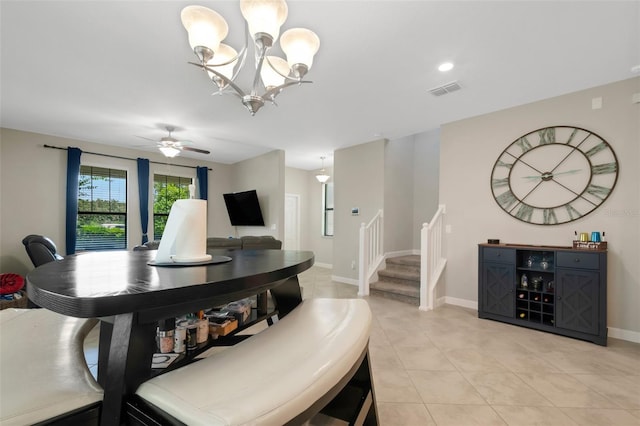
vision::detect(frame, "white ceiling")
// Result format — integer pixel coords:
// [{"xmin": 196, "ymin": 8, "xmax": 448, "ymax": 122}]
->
[{"xmin": 1, "ymin": 1, "xmax": 639, "ymax": 170}]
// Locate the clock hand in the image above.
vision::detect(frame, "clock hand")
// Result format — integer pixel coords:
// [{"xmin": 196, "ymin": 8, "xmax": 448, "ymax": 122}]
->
[
  {"xmin": 504, "ymin": 151, "xmax": 545, "ymax": 175},
  {"xmin": 548, "ymin": 179, "xmax": 599, "ymax": 207},
  {"xmin": 508, "ymin": 179, "xmax": 544, "ymax": 213},
  {"xmin": 521, "ymin": 169, "xmax": 581, "ymax": 180},
  {"xmin": 549, "ymin": 133, "xmax": 591, "ymax": 173}
]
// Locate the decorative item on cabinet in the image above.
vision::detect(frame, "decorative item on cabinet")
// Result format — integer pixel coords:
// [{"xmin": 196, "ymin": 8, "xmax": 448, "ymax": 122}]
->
[{"xmin": 572, "ymin": 230, "xmax": 608, "ymax": 250}]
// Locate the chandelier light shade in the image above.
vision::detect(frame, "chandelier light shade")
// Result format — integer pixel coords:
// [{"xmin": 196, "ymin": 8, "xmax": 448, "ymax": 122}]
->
[
  {"xmin": 281, "ymin": 28, "xmax": 320, "ymax": 78},
  {"xmin": 180, "ymin": 6, "xmax": 229, "ymax": 58},
  {"xmin": 180, "ymin": 0, "xmax": 320, "ymax": 115},
  {"xmin": 207, "ymin": 43, "xmax": 238, "ymax": 88},
  {"xmin": 240, "ymin": 0, "xmax": 288, "ymax": 44},
  {"xmin": 315, "ymin": 157, "xmax": 330, "ymax": 183},
  {"xmin": 261, "ymin": 56, "xmax": 290, "ymax": 89}
]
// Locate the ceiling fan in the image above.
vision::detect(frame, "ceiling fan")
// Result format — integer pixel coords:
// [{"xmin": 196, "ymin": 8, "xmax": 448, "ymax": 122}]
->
[{"xmin": 137, "ymin": 126, "xmax": 210, "ymax": 158}]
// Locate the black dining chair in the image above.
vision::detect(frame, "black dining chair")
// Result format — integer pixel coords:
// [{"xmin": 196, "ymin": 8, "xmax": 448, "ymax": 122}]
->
[{"xmin": 22, "ymin": 234, "xmax": 64, "ymax": 268}]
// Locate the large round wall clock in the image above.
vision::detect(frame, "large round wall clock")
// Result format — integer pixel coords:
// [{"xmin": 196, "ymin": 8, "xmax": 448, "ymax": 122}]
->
[{"xmin": 490, "ymin": 125, "xmax": 618, "ymax": 225}]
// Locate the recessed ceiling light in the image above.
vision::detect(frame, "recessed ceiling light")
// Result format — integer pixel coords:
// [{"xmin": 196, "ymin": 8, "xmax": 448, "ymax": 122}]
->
[{"xmin": 438, "ymin": 62, "xmax": 454, "ymax": 72}]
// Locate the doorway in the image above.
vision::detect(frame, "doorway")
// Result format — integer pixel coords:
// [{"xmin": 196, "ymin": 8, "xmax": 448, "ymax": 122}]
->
[{"xmin": 284, "ymin": 193, "xmax": 300, "ymax": 250}]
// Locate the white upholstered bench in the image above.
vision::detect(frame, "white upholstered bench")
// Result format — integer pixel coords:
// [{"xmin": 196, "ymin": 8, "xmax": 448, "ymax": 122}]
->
[
  {"xmin": 130, "ymin": 298, "xmax": 377, "ymax": 425},
  {"xmin": 0, "ymin": 308, "xmax": 103, "ymax": 425}
]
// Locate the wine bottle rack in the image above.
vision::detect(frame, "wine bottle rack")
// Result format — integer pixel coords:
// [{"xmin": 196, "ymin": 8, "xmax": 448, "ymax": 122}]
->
[{"xmin": 516, "ymin": 289, "xmax": 554, "ymax": 326}]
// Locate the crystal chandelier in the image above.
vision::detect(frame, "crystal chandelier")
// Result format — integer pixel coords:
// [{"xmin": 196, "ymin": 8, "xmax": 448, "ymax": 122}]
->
[
  {"xmin": 315, "ymin": 156, "xmax": 330, "ymax": 183},
  {"xmin": 181, "ymin": 0, "xmax": 320, "ymax": 115}
]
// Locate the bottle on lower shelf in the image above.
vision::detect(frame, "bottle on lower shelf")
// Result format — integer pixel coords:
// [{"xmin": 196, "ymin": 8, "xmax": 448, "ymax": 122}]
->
[{"xmin": 543, "ymin": 314, "xmax": 554, "ymax": 326}]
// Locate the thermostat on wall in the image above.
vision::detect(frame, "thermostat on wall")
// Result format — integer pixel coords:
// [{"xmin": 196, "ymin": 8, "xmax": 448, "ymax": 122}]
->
[{"xmin": 351, "ymin": 208, "xmax": 359, "ymax": 216}]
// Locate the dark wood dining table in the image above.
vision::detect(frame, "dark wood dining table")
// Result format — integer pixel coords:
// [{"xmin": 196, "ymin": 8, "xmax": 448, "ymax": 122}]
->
[{"xmin": 27, "ymin": 248, "xmax": 314, "ymax": 426}]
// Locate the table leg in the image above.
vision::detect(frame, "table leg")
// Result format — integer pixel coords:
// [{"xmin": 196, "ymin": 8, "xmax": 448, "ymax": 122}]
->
[
  {"xmin": 99, "ymin": 313, "xmax": 156, "ymax": 426},
  {"xmin": 256, "ymin": 291, "xmax": 268, "ymax": 316},
  {"xmin": 269, "ymin": 275, "xmax": 303, "ymax": 318},
  {"xmin": 97, "ymin": 321, "xmax": 113, "ymax": 387}
]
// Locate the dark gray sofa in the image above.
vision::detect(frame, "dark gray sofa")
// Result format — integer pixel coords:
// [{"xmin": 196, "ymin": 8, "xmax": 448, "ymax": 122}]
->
[{"xmin": 133, "ymin": 236, "xmax": 282, "ymax": 251}]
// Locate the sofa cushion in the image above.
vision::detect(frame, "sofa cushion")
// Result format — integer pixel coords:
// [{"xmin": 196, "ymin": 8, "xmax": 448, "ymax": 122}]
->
[
  {"xmin": 206, "ymin": 237, "xmax": 242, "ymax": 249},
  {"xmin": 241, "ymin": 235, "xmax": 282, "ymax": 250}
]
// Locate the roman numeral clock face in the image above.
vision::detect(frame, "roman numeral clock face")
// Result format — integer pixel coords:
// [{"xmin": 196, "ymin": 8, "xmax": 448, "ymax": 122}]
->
[{"xmin": 490, "ymin": 126, "xmax": 618, "ymax": 225}]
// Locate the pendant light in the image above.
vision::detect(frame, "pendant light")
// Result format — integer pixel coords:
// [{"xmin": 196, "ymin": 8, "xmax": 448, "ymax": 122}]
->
[{"xmin": 315, "ymin": 157, "xmax": 330, "ymax": 183}]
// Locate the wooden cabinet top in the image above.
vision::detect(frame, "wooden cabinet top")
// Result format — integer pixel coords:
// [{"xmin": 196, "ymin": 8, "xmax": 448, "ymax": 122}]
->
[{"xmin": 478, "ymin": 243, "xmax": 607, "ymax": 253}]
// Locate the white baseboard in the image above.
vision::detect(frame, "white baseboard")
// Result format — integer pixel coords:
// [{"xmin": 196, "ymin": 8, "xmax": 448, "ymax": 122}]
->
[
  {"xmin": 440, "ymin": 298, "xmax": 640, "ymax": 344},
  {"xmin": 384, "ymin": 250, "xmax": 418, "ymax": 259},
  {"xmin": 324, "ymin": 262, "xmax": 640, "ymax": 345},
  {"xmin": 443, "ymin": 296, "xmax": 478, "ymax": 310},
  {"xmin": 608, "ymin": 327, "xmax": 640, "ymax": 344},
  {"xmin": 331, "ymin": 275, "xmax": 358, "ymax": 286},
  {"xmin": 313, "ymin": 262, "xmax": 332, "ymax": 269}
]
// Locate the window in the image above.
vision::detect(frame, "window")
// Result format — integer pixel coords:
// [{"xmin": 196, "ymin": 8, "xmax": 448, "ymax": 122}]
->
[
  {"xmin": 77, "ymin": 166, "xmax": 127, "ymax": 251},
  {"xmin": 154, "ymin": 174, "xmax": 191, "ymax": 239},
  {"xmin": 322, "ymin": 182, "xmax": 334, "ymax": 236}
]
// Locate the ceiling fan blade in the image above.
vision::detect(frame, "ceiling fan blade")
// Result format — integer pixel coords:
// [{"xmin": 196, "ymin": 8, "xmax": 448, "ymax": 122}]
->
[
  {"xmin": 181, "ymin": 146, "xmax": 210, "ymax": 155},
  {"xmin": 134, "ymin": 135, "xmax": 158, "ymax": 142}
]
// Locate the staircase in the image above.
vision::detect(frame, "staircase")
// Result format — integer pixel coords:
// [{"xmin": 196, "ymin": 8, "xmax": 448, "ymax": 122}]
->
[{"xmin": 370, "ymin": 255, "xmax": 420, "ymax": 305}]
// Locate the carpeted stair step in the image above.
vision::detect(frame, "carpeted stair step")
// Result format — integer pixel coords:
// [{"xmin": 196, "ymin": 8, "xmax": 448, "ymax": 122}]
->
[
  {"xmin": 370, "ymin": 255, "xmax": 421, "ymax": 306},
  {"xmin": 385, "ymin": 255, "xmax": 420, "ymax": 274},
  {"xmin": 370, "ymin": 280, "xmax": 419, "ymax": 306},
  {"xmin": 377, "ymin": 268, "xmax": 420, "ymax": 286}
]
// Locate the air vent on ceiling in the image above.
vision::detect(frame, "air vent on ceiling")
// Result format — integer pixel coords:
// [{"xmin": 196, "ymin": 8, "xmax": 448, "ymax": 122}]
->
[{"xmin": 428, "ymin": 81, "xmax": 462, "ymax": 97}]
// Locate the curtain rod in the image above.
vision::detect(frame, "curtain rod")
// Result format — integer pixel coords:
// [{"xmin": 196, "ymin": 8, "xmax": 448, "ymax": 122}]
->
[{"xmin": 43, "ymin": 144, "xmax": 212, "ymax": 171}]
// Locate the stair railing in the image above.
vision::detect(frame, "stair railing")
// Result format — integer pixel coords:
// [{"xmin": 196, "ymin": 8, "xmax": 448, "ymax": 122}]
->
[
  {"xmin": 419, "ymin": 204, "xmax": 447, "ymax": 311},
  {"xmin": 358, "ymin": 209, "xmax": 384, "ymax": 296}
]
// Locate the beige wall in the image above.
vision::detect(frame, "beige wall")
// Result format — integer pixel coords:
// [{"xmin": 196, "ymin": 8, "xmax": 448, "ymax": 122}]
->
[
  {"xmin": 331, "ymin": 132, "xmax": 441, "ymax": 280},
  {"xmin": 0, "ymin": 128, "xmax": 237, "ymax": 276},
  {"xmin": 333, "ymin": 139, "xmax": 385, "ymax": 281},
  {"xmin": 384, "ymin": 135, "xmax": 415, "ymax": 254},
  {"xmin": 413, "ymin": 129, "xmax": 441, "ymax": 248},
  {"xmin": 229, "ymin": 150, "xmax": 285, "ymax": 240},
  {"xmin": 440, "ymin": 77, "xmax": 640, "ymax": 336}
]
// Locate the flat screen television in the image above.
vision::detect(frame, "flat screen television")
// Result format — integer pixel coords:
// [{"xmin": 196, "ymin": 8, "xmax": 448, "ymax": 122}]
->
[{"xmin": 223, "ymin": 190, "xmax": 265, "ymax": 226}]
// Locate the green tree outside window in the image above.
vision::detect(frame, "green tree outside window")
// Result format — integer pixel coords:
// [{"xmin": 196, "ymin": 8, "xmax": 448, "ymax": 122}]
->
[{"xmin": 154, "ymin": 174, "xmax": 192, "ymax": 239}]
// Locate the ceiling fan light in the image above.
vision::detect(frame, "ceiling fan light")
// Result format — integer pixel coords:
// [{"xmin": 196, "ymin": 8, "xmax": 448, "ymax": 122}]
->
[
  {"xmin": 280, "ymin": 28, "xmax": 320, "ymax": 77},
  {"xmin": 181, "ymin": 6, "xmax": 229, "ymax": 54},
  {"xmin": 261, "ymin": 55, "xmax": 290, "ymax": 89},
  {"xmin": 159, "ymin": 146, "xmax": 180, "ymax": 158},
  {"xmin": 240, "ymin": 0, "xmax": 288, "ymax": 44}
]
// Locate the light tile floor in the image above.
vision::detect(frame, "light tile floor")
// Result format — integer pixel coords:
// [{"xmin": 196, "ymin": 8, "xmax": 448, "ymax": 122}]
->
[
  {"xmin": 84, "ymin": 266, "xmax": 640, "ymax": 425},
  {"xmin": 298, "ymin": 266, "xmax": 640, "ymax": 426}
]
